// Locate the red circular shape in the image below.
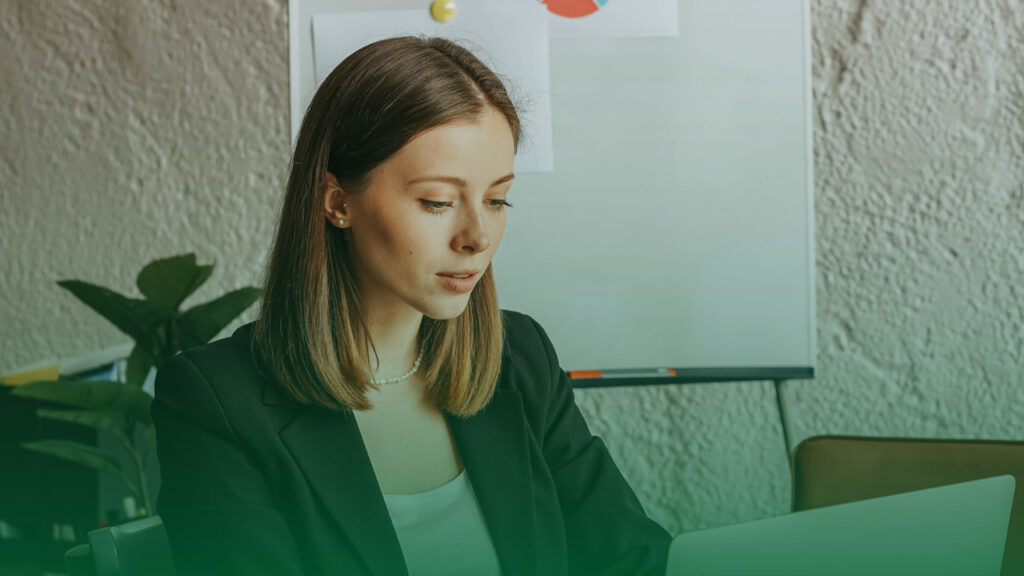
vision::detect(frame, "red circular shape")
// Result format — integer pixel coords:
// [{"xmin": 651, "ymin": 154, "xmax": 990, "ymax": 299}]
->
[{"xmin": 542, "ymin": 0, "xmax": 600, "ymax": 18}]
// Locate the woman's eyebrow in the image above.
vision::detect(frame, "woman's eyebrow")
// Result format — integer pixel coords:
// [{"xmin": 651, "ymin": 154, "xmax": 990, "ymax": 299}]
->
[{"xmin": 405, "ymin": 173, "xmax": 515, "ymax": 188}]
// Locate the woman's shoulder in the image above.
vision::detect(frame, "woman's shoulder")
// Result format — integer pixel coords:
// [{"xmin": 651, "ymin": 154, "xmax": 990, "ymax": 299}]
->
[
  {"xmin": 167, "ymin": 322, "xmax": 260, "ymax": 377},
  {"xmin": 500, "ymin": 309, "xmax": 553, "ymax": 364},
  {"xmin": 498, "ymin": 309, "xmax": 564, "ymax": 396},
  {"xmin": 155, "ymin": 321, "xmax": 268, "ymax": 409}
]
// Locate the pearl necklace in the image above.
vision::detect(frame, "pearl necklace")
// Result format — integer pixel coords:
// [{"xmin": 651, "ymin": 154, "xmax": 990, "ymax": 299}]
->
[{"xmin": 369, "ymin": 345, "xmax": 424, "ymax": 385}]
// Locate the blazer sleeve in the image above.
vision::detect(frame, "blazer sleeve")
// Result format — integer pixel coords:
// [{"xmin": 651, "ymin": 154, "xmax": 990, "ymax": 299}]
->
[
  {"xmin": 151, "ymin": 352, "xmax": 308, "ymax": 576},
  {"xmin": 524, "ymin": 315, "xmax": 673, "ymax": 576}
]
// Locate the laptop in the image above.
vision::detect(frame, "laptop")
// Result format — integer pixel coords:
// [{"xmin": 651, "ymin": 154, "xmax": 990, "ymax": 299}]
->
[{"xmin": 666, "ymin": 474, "xmax": 1015, "ymax": 576}]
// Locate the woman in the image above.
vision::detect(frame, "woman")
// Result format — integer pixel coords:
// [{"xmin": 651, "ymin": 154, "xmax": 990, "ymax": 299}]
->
[{"xmin": 152, "ymin": 36, "xmax": 672, "ymax": 576}]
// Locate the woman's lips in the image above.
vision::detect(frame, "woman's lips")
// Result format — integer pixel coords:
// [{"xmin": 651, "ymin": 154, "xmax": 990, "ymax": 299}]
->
[{"xmin": 437, "ymin": 273, "xmax": 477, "ymax": 293}]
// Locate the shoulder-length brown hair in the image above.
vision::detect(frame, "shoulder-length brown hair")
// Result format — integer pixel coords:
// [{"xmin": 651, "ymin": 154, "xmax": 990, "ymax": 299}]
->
[{"xmin": 251, "ymin": 36, "xmax": 522, "ymax": 417}]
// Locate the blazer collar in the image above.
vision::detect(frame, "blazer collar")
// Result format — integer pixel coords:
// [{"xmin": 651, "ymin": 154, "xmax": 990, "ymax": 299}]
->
[{"xmin": 249, "ymin": 325, "xmax": 537, "ymax": 576}]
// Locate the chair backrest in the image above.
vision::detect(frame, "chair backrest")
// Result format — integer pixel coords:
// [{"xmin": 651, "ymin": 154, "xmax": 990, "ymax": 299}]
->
[
  {"xmin": 792, "ymin": 435, "xmax": 1024, "ymax": 576},
  {"xmin": 65, "ymin": 515, "xmax": 175, "ymax": 576}
]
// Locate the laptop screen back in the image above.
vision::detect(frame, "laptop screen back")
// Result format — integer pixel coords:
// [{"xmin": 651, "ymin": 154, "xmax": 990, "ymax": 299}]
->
[{"xmin": 667, "ymin": 474, "xmax": 1015, "ymax": 576}]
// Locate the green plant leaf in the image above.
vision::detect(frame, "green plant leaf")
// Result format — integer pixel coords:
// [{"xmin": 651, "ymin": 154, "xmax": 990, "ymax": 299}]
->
[
  {"xmin": 57, "ymin": 280, "xmax": 168, "ymax": 354},
  {"xmin": 12, "ymin": 379, "xmax": 153, "ymax": 425},
  {"xmin": 20, "ymin": 440, "xmax": 135, "ymax": 489},
  {"xmin": 143, "ymin": 424, "xmax": 156, "ymax": 450},
  {"xmin": 22, "ymin": 440, "xmax": 141, "ymax": 500},
  {"xmin": 36, "ymin": 408, "xmax": 130, "ymax": 439},
  {"xmin": 136, "ymin": 253, "xmax": 214, "ymax": 313},
  {"xmin": 177, "ymin": 287, "xmax": 262, "ymax": 350},
  {"xmin": 125, "ymin": 344, "xmax": 155, "ymax": 389}
]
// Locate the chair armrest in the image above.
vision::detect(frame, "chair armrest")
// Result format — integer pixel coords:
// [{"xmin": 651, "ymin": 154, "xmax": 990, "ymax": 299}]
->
[{"xmin": 64, "ymin": 543, "xmax": 96, "ymax": 576}]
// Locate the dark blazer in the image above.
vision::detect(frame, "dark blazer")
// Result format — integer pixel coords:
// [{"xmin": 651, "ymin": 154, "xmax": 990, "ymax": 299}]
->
[{"xmin": 152, "ymin": 309, "xmax": 671, "ymax": 576}]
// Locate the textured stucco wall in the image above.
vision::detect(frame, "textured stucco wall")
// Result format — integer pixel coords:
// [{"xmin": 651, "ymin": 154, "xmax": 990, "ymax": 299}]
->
[
  {"xmin": 3, "ymin": 0, "xmax": 1023, "ymax": 537},
  {"xmin": 0, "ymin": 0, "xmax": 290, "ymax": 374}
]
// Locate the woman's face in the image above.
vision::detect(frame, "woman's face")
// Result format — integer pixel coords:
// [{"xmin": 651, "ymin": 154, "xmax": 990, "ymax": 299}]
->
[{"xmin": 329, "ymin": 107, "xmax": 516, "ymax": 323}]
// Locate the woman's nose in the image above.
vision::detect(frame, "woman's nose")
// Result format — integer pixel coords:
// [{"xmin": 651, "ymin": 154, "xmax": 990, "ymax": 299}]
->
[{"xmin": 453, "ymin": 207, "xmax": 491, "ymax": 253}]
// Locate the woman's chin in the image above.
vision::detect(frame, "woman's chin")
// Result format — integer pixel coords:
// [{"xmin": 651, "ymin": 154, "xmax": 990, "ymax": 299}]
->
[{"xmin": 421, "ymin": 299, "xmax": 471, "ymax": 321}]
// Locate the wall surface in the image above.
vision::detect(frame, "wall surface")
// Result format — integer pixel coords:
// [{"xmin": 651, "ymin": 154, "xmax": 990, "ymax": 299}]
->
[
  {"xmin": 2, "ymin": 0, "xmax": 1023, "ymax": 537},
  {"xmin": 0, "ymin": 0, "xmax": 290, "ymax": 374}
]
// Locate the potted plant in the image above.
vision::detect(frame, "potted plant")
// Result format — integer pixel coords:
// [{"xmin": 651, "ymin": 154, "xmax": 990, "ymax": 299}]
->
[{"xmin": 12, "ymin": 253, "xmax": 261, "ymax": 518}]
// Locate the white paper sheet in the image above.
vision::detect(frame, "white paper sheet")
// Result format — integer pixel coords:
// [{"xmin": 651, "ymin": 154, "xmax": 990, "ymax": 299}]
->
[
  {"xmin": 544, "ymin": 0, "xmax": 679, "ymax": 38},
  {"xmin": 311, "ymin": 6, "xmax": 553, "ymax": 172},
  {"xmin": 477, "ymin": 0, "xmax": 679, "ymax": 37}
]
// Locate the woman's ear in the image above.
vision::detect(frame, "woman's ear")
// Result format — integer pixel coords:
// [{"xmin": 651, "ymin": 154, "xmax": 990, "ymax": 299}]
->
[{"xmin": 324, "ymin": 172, "xmax": 348, "ymax": 227}]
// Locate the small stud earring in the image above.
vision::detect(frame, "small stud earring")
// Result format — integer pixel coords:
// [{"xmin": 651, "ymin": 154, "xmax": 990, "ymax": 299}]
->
[{"xmin": 338, "ymin": 218, "xmax": 345, "ymax": 226}]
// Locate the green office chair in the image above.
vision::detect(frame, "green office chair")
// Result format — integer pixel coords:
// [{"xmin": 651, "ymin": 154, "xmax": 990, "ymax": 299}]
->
[
  {"xmin": 64, "ymin": 515, "xmax": 175, "ymax": 576},
  {"xmin": 792, "ymin": 435, "xmax": 1024, "ymax": 576}
]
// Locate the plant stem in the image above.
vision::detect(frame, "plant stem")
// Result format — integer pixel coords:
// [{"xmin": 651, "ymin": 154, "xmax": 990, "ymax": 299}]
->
[
  {"xmin": 130, "ymin": 443, "xmax": 153, "ymax": 515},
  {"xmin": 120, "ymin": 425, "xmax": 152, "ymax": 516}
]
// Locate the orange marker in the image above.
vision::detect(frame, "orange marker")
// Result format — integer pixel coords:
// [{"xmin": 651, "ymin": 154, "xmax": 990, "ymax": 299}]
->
[{"xmin": 569, "ymin": 368, "xmax": 677, "ymax": 379}]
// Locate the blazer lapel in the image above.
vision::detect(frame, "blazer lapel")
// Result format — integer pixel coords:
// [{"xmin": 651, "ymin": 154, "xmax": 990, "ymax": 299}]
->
[
  {"xmin": 446, "ymin": 387, "xmax": 539, "ymax": 576},
  {"xmin": 257, "ymin": 329, "xmax": 538, "ymax": 576},
  {"xmin": 275, "ymin": 402, "xmax": 409, "ymax": 576}
]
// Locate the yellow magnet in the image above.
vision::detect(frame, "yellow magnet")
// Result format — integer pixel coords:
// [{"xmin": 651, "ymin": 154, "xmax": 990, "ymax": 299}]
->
[{"xmin": 430, "ymin": 0, "xmax": 456, "ymax": 22}]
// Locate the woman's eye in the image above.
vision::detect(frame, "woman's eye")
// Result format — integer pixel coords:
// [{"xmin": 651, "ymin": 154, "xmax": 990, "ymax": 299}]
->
[
  {"xmin": 420, "ymin": 199, "xmax": 514, "ymax": 214},
  {"xmin": 420, "ymin": 200, "xmax": 453, "ymax": 213}
]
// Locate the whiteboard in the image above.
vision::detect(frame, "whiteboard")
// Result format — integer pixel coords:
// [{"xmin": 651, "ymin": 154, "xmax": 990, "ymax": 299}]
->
[{"xmin": 290, "ymin": 0, "xmax": 815, "ymax": 374}]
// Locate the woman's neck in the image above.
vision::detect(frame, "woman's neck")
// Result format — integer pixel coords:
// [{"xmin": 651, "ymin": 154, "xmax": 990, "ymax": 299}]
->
[{"xmin": 363, "ymin": 308, "xmax": 424, "ymax": 383}]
